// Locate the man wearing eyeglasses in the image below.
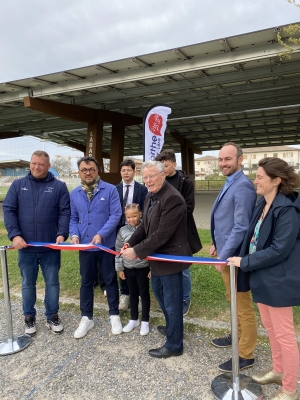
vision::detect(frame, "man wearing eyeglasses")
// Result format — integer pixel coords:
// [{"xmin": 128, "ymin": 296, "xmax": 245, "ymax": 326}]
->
[
  {"xmin": 70, "ymin": 156, "xmax": 122, "ymax": 338},
  {"xmin": 121, "ymin": 160, "xmax": 192, "ymax": 358}
]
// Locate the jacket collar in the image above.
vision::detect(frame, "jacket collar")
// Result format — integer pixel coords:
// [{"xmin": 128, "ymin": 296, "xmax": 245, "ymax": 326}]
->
[{"xmin": 28, "ymin": 171, "xmax": 54, "ymax": 182}]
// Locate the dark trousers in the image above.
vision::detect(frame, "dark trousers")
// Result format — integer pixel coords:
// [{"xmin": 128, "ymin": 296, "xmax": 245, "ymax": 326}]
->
[
  {"xmin": 79, "ymin": 250, "xmax": 119, "ymax": 317},
  {"xmin": 124, "ymin": 267, "xmax": 150, "ymax": 322},
  {"xmin": 119, "ymin": 276, "xmax": 129, "ymax": 295},
  {"xmin": 151, "ymin": 271, "xmax": 183, "ymax": 353}
]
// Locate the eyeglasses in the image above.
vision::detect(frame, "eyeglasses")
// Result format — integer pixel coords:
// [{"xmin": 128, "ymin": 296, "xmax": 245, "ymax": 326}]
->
[
  {"xmin": 142, "ymin": 172, "xmax": 162, "ymax": 181},
  {"xmin": 79, "ymin": 168, "xmax": 97, "ymax": 174}
]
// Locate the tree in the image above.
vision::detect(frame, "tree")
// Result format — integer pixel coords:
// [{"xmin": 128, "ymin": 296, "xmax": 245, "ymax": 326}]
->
[
  {"xmin": 51, "ymin": 156, "xmax": 72, "ymax": 176},
  {"xmin": 277, "ymin": 1, "xmax": 300, "ymax": 60}
]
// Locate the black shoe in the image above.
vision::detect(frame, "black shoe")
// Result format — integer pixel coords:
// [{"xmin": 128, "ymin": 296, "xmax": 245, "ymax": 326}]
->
[
  {"xmin": 149, "ymin": 346, "xmax": 183, "ymax": 358},
  {"xmin": 211, "ymin": 334, "xmax": 232, "ymax": 348},
  {"xmin": 157, "ymin": 325, "xmax": 167, "ymax": 336},
  {"xmin": 218, "ymin": 356, "xmax": 255, "ymax": 372},
  {"xmin": 183, "ymin": 299, "xmax": 191, "ymax": 316},
  {"xmin": 24, "ymin": 315, "xmax": 36, "ymax": 336},
  {"xmin": 45, "ymin": 313, "xmax": 64, "ymax": 334}
]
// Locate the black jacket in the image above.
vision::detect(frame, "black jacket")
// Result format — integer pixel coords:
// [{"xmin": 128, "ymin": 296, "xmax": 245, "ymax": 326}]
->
[
  {"xmin": 116, "ymin": 180, "xmax": 148, "ymax": 231},
  {"xmin": 167, "ymin": 170, "xmax": 202, "ymax": 254}
]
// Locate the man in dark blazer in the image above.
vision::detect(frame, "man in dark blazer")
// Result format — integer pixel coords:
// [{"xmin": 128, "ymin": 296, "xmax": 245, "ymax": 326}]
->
[
  {"xmin": 155, "ymin": 149, "xmax": 202, "ymax": 316},
  {"xmin": 210, "ymin": 142, "xmax": 257, "ymax": 372},
  {"xmin": 115, "ymin": 159, "xmax": 148, "ymax": 311},
  {"xmin": 121, "ymin": 161, "xmax": 192, "ymax": 358}
]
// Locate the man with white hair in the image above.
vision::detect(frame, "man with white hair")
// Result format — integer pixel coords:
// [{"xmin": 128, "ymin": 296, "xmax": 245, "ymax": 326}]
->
[{"xmin": 121, "ymin": 161, "xmax": 191, "ymax": 358}]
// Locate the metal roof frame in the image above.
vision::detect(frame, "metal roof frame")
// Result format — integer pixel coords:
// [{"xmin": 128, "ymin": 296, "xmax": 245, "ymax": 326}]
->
[{"xmin": 0, "ymin": 23, "xmax": 300, "ymax": 155}]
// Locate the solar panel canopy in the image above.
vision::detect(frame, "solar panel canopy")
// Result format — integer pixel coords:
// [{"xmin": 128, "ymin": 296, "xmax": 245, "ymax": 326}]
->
[{"xmin": 0, "ymin": 23, "xmax": 300, "ymax": 156}]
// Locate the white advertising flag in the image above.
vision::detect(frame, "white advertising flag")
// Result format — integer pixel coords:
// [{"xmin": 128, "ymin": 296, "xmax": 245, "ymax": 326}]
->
[{"xmin": 143, "ymin": 104, "xmax": 172, "ymax": 161}]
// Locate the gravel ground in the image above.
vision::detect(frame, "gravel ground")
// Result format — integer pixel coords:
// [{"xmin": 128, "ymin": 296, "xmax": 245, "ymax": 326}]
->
[{"xmin": 1, "ymin": 297, "xmax": 298, "ymax": 400}]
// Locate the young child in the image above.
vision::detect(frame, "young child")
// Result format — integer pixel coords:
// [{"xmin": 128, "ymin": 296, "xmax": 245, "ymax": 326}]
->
[{"xmin": 115, "ymin": 203, "xmax": 151, "ymax": 336}]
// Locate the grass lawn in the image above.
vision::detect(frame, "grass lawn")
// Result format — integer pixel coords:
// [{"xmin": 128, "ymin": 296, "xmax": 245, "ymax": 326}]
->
[{"xmin": 1, "ymin": 223, "xmax": 300, "ymax": 333}]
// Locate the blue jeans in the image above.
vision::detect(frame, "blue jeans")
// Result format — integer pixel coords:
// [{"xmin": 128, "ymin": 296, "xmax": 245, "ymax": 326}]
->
[
  {"xmin": 79, "ymin": 250, "xmax": 119, "ymax": 317},
  {"xmin": 151, "ymin": 271, "xmax": 183, "ymax": 353},
  {"xmin": 18, "ymin": 250, "xmax": 61, "ymax": 319},
  {"xmin": 182, "ymin": 267, "xmax": 192, "ymax": 301}
]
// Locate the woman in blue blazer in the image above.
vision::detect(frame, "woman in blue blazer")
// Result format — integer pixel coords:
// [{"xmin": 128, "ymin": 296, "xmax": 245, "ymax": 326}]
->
[{"xmin": 228, "ymin": 157, "xmax": 300, "ymax": 400}]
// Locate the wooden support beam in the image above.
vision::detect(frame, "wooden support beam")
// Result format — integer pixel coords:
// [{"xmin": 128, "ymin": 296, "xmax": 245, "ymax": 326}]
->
[
  {"xmin": 24, "ymin": 97, "xmax": 97, "ymax": 123},
  {"xmin": 169, "ymin": 130, "xmax": 202, "ymax": 155},
  {"xmin": 64, "ymin": 141, "xmax": 86, "ymax": 153},
  {"xmin": 110, "ymin": 123, "xmax": 125, "ymax": 173},
  {"xmin": 86, "ymin": 115, "xmax": 104, "ymax": 171},
  {"xmin": 24, "ymin": 97, "xmax": 143, "ymax": 126},
  {"xmin": 0, "ymin": 132, "xmax": 22, "ymax": 139},
  {"xmin": 181, "ymin": 142, "xmax": 195, "ymax": 181},
  {"xmin": 97, "ymin": 109, "xmax": 143, "ymax": 126},
  {"xmin": 64, "ymin": 140, "xmax": 109, "ymax": 159}
]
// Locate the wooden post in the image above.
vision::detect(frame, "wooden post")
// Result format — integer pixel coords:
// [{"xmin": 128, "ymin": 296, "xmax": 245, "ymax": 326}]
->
[
  {"xmin": 86, "ymin": 115, "xmax": 104, "ymax": 172},
  {"xmin": 110, "ymin": 123, "xmax": 125, "ymax": 173}
]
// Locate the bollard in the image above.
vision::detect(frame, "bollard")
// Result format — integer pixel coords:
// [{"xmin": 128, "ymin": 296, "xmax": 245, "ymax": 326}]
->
[
  {"xmin": 0, "ymin": 246, "xmax": 31, "ymax": 355},
  {"xmin": 211, "ymin": 264, "xmax": 262, "ymax": 399}
]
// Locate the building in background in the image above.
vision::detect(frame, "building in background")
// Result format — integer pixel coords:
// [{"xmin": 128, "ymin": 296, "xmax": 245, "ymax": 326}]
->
[
  {"xmin": 242, "ymin": 146, "xmax": 300, "ymax": 175},
  {"xmin": 194, "ymin": 155, "xmax": 218, "ymax": 179},
  {"xmin": 194, "ymin": 146, "xmax": 300, "ymax": 179}
]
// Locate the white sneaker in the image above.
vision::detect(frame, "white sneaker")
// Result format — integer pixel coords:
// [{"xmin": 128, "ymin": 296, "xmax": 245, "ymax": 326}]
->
[
  {"xmin": 74, "ymin": 316, "xmax": 95, "ymax": 339},
  {"xmin": 119, "ymin": 295, "xmax": 130, "ymax": 311},
  {"xmin": 140, "ymin": 321, "xmax": 149, "ymax": 336},
  {"xmin": 110, "ymin": 315, "xmax": 122, "ymax": 335},
  {"xmin": 122, "ymin": 319, "xmax": 140, "ymax": 333}
]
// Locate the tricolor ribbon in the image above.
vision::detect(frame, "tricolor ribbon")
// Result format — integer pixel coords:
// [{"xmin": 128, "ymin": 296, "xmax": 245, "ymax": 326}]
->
[{"xmin": 6, "ymin": 242, "xmax": 227, "ymax": 266}]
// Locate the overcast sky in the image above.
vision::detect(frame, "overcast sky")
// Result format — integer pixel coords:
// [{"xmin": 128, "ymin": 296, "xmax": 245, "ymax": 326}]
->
[{"xmin": 1, "ymin": 0, "xmax": 299, "ymax": 83}]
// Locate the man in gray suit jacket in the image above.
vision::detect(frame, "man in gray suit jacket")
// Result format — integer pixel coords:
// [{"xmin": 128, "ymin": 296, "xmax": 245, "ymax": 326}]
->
[{"xmin": 210, "ymin": 142, "xmax": 257, "ymax": 373}]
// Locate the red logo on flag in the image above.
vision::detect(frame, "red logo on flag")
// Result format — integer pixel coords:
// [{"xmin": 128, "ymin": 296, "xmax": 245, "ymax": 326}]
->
[{"xmin": 148, "ymin": 113, "xmax": 163, "ymax": 136}]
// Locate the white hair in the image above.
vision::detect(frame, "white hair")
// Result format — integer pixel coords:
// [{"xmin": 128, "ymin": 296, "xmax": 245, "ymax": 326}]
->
[{"xmin": 141, "ymin": 160, "xmax": 164, "ymax": 173}]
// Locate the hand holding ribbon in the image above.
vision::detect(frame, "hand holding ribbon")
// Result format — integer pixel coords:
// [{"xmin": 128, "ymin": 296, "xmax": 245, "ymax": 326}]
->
[
  {"xmin": 227, "ymin": 257, "xmax": 242, "ymax": 267},
  {"xmin": 120, "ymin": 243, "xmax": 136, "ymax": 261}
]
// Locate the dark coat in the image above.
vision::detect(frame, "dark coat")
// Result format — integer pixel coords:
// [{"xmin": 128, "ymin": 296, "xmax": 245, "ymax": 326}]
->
[
  {"xmin": 3, "ymin": 172, "xmax": 70, "ymax": 252},
  {"xmin": 116, "ymin": 180, "xmax": 148, "ymax": 230},
  {"xmin": 127, "ymin": 181, "xmax": 192, "ymax": 276},
  {"xmin": 239, "ymin": 192, "xmax": 300, "ymax": 307},
  {"xmin": 173, "ymin": 170, "xmax": 202, "ymax": 254}
]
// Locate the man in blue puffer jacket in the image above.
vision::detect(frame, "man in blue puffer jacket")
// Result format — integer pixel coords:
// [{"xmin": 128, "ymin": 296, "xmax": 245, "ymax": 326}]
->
[{"xmin": 3, "ymin": 150, "xmax": 70, "ymax": 336}]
